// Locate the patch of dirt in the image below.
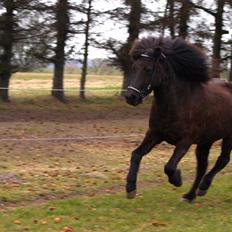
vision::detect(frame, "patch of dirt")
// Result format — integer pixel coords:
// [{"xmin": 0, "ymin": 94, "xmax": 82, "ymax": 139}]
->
[
  {"xmin": 0, "ymin": 173, "xmax": 22, "ymax": 185},
  {"xmin": 0, "ymin": 101, "xmax": 149, "ymax": 123}
]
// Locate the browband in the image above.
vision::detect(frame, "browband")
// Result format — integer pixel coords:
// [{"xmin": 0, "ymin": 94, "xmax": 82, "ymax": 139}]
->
[{"xmin": 140, "ymin": 52, "xmax": 166, "ymax": 59}]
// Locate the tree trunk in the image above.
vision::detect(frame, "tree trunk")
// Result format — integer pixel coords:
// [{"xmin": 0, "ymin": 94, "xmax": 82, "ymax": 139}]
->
[
  {"xmin": 120, "ymin": 0, "xmax": 141, "ymax": 95},
  {"xmin": 211, "ymin": 0, "xmax": 225, "ymax": 78},
  {"xmin": 0, "ymin": 0, "xmax": 14, "ymax": 102},
  {"xmin": 229, "ymin": 43, "xmax": 232, "ymax": 81},
  {"xmin": 0, "ymin": 74, "xmax": 10, "ymax": 102},
  {"xmin": 80, "ymin": 0, "xmax": 92, "ymax": 100},
  {"xmin": 178, "ymin": 0, "xmax": 191, "ymax": 39},
  {"xmin": 169, "ymin": 0, "xmax": 175, "ymax": 38},
  {"xmin": 229, "ymin": 62, "xmax": 232, "ymax": 82},
  {"xmin": 80, "ymin": 63, "xmax": 87, "ymax": 99},
  {"xmin": 52, "ymin": 60, "xmax": 65, "ymax": 101},
  {"xmin": 52, "ymin": 0, "xmax": 69, "ymax": 102},
  {"xmin": 162, "ymin": 0, "xmax": 175, "ymax": 38}
]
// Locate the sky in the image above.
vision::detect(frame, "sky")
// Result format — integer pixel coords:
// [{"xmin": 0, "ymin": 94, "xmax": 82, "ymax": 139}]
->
[
  {"xmin": 80, "ymin": 0, "xmax": 231, "ymax": 59},
  {"xmin": 1, "ymin": 0, "xmax": 231, "ymax": 59}
]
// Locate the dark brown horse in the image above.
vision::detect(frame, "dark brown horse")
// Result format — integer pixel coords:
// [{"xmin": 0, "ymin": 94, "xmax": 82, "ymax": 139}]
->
[{"xmin": 124, "ymin": 37, "xmax": 232, "ymax": 201}]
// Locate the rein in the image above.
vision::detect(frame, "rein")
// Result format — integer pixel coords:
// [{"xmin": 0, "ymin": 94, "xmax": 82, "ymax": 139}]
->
[{"xmin": 127, "ymin": 52, "xmax": 166, "ymax": 98}]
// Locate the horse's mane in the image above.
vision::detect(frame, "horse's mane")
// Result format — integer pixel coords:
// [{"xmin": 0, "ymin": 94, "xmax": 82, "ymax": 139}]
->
[{"xmin": 130, "ymin": 37, "xmax": 210, "ymax": 83}]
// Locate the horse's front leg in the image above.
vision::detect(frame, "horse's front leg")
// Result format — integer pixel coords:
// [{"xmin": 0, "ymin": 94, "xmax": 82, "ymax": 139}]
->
[
  {"xmin": 164, "ymin": 141, "xmax": 191, "ymax": 187},
  {"xmin": 126, "ymin": 130, "xmax": 161, "ymax": 199}
]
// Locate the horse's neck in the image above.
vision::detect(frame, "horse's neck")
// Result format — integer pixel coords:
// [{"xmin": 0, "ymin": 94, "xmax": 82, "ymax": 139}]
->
[{"xmin": 154, "ymin": 80, "xmax": 188, "ymax": 112}]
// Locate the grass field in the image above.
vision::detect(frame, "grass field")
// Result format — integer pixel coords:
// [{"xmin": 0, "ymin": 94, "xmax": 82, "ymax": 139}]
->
[{"xmin": 0, "ymin": 73, "xmax": 231, "ymax": 231}]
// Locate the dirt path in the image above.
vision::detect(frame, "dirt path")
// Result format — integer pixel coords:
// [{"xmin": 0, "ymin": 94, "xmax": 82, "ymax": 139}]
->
[{"xmin": 0, "ymin": 97, "xmax": 226, "ymax": 211}]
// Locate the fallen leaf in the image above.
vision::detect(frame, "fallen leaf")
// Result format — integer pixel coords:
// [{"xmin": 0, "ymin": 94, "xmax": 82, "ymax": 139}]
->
[
  {"xmin": 13, "ymin": 220, "xmax": 21, "ymax": 225},
  {"xmin": 41, "ymin": 220, "xmax": 48, "ymax": 225},
  {"xmin": 63, "ymin": 226, "xmax": 73, "ymax": 232},
  {"xmin": 54, "ymin": 217, "xmax": 62, "ymax": 223},
  {"xmin": 195, "ymin": 203, "xmax": 202, "ymax": 208},
  {"xmin": 151, "ymin": 221, "xmax": 167, "ymax": 227}
]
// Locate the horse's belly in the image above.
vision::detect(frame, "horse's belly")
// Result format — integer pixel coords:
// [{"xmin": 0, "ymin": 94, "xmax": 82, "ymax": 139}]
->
[{"xmin": 162, "ymin": 130, "xmax": 182, "ymax": 145}]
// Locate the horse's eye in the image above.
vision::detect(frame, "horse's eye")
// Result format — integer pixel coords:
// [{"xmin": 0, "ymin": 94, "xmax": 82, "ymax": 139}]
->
[{"xmin": 145, "ymin": 68, "xmax": 153, "ymax": 74}]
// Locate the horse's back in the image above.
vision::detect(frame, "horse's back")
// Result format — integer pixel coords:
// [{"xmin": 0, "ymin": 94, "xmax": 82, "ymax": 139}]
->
[
  {"xmin": 222, "ymin": 82, "xmax": 232, "ymax": 95},
  {"xmin": 210, "ymin": 79, "xmax": 232, "ymax": 95},
  {"xmin": 197, "ymin": 80, "xmax": 232, "ymax": 140}
]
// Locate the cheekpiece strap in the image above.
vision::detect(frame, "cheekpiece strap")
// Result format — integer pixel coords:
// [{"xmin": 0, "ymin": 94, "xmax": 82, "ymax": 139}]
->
[{"xmin": 140, "ymin": 54, "xmax": 151, "ymax": 58}]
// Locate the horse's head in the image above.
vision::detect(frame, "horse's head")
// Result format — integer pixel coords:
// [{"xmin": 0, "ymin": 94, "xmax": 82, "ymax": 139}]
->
[
  {"xmin": 125, "ymin": 39, "xmax": 167, "ymax": 106},
  {"xmin": 125, "ymin": 36, "xmax": 210, "ymax": 106}
]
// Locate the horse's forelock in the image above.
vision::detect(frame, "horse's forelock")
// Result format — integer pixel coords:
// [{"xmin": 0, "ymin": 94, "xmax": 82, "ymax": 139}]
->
[{"xmin": 130, "ymin": 37, "xmax": 173, "ymax": 60}]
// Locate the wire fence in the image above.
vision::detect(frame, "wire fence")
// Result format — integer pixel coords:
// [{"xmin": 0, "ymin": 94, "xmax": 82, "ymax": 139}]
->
[
  {"xmin": 0, "ymin": 87, "xmax": 136, "ymax": 143},
  {"xmin": 0, "ymin": 88, "xmax": 126, "ymax": 92},
  {"xmin": 0, "ymin": 134, "xmax": 143, "ymax": 142}
]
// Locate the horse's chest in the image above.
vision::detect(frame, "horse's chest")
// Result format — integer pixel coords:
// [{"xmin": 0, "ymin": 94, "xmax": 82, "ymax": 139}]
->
[{"xmin": 151, "ymin": 118, "xmax": 183, "ymax": 145}]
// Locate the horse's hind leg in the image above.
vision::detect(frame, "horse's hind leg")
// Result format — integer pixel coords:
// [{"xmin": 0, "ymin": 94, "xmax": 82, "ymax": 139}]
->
[
  {"xmin": 198, "ymin": 138, "xmax": 232, "ymax": 196},
  {"xmin": 182, "ymin": 142, "xmax": 212, "ymax": 202},
  {"xmin": 126, "ymin": 130, "xmax": 161, "ymax": 199}
]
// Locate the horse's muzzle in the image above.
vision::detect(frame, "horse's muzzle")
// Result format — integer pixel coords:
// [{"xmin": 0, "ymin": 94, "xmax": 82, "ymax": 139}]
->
[{"xmin": 124, "ymin": 90, "xmax": 143, "ymax": 106}]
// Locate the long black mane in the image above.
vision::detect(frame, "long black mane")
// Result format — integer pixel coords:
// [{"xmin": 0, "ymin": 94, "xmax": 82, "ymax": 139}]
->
[{"xmin": 130, "ymin": 37, "xmax": 209, "ymax": 83}]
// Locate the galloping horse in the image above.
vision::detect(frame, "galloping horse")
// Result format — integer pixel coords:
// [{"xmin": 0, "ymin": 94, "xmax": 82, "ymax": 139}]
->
[{"xmin": 124, "ymin": 37, "xmax": 232, "ymax": 201}]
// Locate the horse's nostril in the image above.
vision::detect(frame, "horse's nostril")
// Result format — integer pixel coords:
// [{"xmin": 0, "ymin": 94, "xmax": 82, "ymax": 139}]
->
[
  {"xmin": 124, "ymin": 92, "xmax": 132, "ymax": 100},
  {"xmin": 124, "ymin": 92, "xmax": 136, "ymax": 101},
  {"xmin": 124, "ymin": 91, "xmax": 142, "ymax": 106}
]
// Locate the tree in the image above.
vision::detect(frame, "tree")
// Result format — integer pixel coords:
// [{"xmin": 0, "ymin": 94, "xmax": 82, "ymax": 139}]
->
[
  {"xmin": 0, "ymin": 0, "xmax": 14, "ymax": 102},
  {"xmin": 52, "ymin": 0, "xmax": 70, "ymax": 101},
  {"xmin": 162, "ymin": 0, "xmax": 176, "ymax": 38},
  {"xmin": 211, "ymin": 0, "xmax": 226, "ymax": 78},
  {"xmin": 190, "ymin": 0, "xmax": 227, "ymax": 78},
  {"xmin": 229, "ymin": 35, "xmax": 232, "ymax": 81},
  {"xmin": 0, "ymin": 0, "xmax": 51, "ymax": 101},
  {"xmin": 177, "ymin": 0, "xmax": 192, "ymax": 39},
  {"xmin": 77, "ymin": 0, "xmax": 114, "ymax": 99},
  {"xmin": 98, "ymin": 0, "xmax": 143, "ymax": 93},
  {"xmin": 79, "ymin": 0, "xmax": 93, "ymax": 100},
  {"xmin": 31, "ymin": 0, "xmax": 79, "ymax": 102}
]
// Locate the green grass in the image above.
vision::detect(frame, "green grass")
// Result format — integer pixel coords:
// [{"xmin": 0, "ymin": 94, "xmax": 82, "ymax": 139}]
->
[{"xmin": 0, "ymin": 177, "xmax": 232, "ymax": 232}]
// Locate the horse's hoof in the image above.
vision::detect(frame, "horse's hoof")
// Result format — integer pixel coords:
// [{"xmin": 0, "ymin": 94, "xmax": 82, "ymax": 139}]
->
[
  {"xmin": 170, "ymin": 169, "xmax": 182, "ymax": 187},
  {"xmin": 181, "ymin": 193, "xmax": 195, "ymax": 202},
  {"xmin": 197, "ymin": 189, "xmax": 207, "ymax": 196},
  {"xmin": 127, "ymin": 190, "xmax": 136, "ymax": 199}
]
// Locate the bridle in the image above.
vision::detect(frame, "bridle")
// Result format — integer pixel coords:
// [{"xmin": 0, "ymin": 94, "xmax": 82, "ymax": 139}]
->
[{"xmin": 127, "ymin": 52, "xmax": 166, "ymax": 98}]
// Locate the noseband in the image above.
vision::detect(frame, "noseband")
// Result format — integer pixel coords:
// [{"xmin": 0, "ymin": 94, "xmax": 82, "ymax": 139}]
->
[{"xmin": 127, "ymin": 84, "xmax": 152, "ymax": 98}]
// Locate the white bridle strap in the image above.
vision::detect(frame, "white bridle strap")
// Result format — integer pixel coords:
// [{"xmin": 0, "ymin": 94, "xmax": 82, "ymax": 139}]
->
[
  {"xmin": 140, "ymin": 54, "xmax": 151, "ymax": 58},
  {"xmin": 161, "ymin": 52, "xmax": 166, "ymax": 59},
  {"xmin": 140, "ymin": 53, "xmax": 166, "ymax": 59},
  {"xmin": 127, "ymin": 86, "xmax": 141, "ymax": 94}
]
